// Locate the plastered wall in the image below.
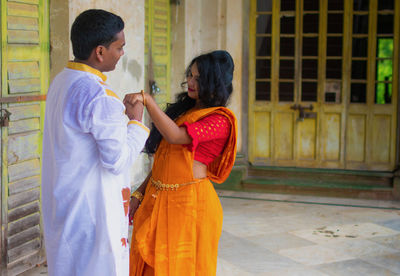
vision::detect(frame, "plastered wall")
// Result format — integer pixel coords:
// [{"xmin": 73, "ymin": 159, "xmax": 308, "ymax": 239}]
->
[
  {"xmin": 171, "ymin": 0, "xmax": 244, "ymax": 152},
  {"xmin": 49, "ymin": 0, "xmax": 149, "ymax": 187}
]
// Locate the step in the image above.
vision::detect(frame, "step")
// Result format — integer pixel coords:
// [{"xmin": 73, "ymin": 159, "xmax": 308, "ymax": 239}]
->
[
  {"xmin": 248, "ymin": 166, "xmax": 393, "ymax": 188},
  {"xmin": 242, "ymin": 178, "xmax": 395, "ymax": 200}
]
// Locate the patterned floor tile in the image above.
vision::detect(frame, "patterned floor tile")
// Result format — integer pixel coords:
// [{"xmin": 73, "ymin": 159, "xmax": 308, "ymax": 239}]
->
[
  {"xmin": 361, "ymin": 252, "xmax": 400, "ymax": 274},
  {"xmin": 341, "ymin": 209, "xmax": 400, "ymax": 223},
  {"xmin": 246, "ymin": 233, "xmax": 315, "ymax": 252},
  {"xmin": 256, "ymin": 266, "xmax": 329, "ymax": 276},
  {"xmin": 369, "ymin": 234, "xmax": 400, "ymax": 250},
  {"xmin": 324, "ymin": 239, "xmax": 399, "ymax": 258},
  {"xmin": 218, "ymin": 230, "xmax": 299, "ymax": 274},
  {"xmin": 377, "ymin": 218, "xmax": 400, "ymax": 232},
  {"xmin": 216, "ymin": 257, "xmax": 253, "ymax": 276},
  {"xmin": 290, "ymin": 222, "xmax": 399, "ymax": 244},
  {"xmin": 278, "ymin": 244, "xmax": 354, "ymax": 266},
  {"xmin": 315, "ymin": 259, "xmax": 398, "ymax": 276}
]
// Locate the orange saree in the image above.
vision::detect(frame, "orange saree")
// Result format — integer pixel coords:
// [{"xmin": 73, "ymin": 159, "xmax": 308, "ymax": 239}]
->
[{"xmin": 129, "ymin": 107, "xmax": 237, "ymax": 276}]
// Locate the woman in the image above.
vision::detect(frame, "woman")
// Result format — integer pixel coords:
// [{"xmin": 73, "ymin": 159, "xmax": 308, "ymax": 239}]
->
[{"xmin": 125, "ymin": 50, "xmax": 237, "ymax": 276}]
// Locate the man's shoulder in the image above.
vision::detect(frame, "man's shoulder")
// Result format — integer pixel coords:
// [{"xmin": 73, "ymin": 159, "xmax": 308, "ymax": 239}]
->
[
  {"xmin": 97, "ymin": 80, "xmax": 121, "ymax": 101},
  {"xmin": 72, "ymin": 75, "xmax": 121, "ymax": 102}
]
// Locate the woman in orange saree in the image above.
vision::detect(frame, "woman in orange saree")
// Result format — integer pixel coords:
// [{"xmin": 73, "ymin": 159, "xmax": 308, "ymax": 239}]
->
[{"xmin": 124, "ymin": 50, "xmax": 237, "ymax": 276}]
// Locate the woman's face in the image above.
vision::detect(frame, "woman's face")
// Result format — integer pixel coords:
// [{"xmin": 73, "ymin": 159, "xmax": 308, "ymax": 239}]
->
[{"xmin": 187, "ymin": 62, "xmax": 200, "ymax": 100}]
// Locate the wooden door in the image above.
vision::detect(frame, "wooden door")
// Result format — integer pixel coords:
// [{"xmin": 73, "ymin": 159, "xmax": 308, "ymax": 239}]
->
[
  {"xmin": 249, "ymin": 0, "xmax": 399, "ymax": 171},
  {"xmin": 145, "ymin": 0, "xmax": 171, "ymax": 109},
  {"xmin": 0, "ymin": 0, "xmax": 49, "ymax": 275}
]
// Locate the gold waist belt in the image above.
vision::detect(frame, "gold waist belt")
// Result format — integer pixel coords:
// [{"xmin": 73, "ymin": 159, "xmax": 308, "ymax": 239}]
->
[{"xmin": 150, "ymin": 177, "xmax": 203, "ymax": 191}]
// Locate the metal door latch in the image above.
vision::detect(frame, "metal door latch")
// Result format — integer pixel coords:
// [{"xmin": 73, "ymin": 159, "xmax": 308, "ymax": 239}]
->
[
  {"xmin": 290, "ymin": 104, "xmax": 315, "ymax": 121},
  {"xmin": 0, "ymin": 109, "xmax": 11, "ymax": 127}
]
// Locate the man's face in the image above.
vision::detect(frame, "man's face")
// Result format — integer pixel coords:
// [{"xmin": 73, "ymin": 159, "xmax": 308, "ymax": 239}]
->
[{"xmin": 101, "ymin": 30, "xmax": 125, "ymax": 72}]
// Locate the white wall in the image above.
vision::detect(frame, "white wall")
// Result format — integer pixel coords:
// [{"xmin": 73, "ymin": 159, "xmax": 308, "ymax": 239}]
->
[
  {"xmin": 49, "ymin": 0, "xmax": 245, "ymax": 188},
  {"xmin": 50, "ymin": 0, "xmax": 149, "ymax": 187},
  {"xmin": 172, "ymin": 0, "xmax": 244, "ymax": 152}
]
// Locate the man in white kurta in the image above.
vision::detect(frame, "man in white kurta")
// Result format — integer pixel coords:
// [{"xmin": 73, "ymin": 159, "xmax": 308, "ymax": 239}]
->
[
  {"xmin": 42, "ymin": 9, "xmax": 148, "ymax": 276},
  {"xmin": 42, "ymin": 61, "xmax": 148, "ymax": 276},
  {"xmin": 42, "ymin": 59, "xmax": 148, "ymax": 276}
]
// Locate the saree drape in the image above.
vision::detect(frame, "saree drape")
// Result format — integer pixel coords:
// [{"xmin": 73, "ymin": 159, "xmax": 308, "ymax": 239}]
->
[{"xmin": 130, "ymin": 107, "xmax": 237, "ymax": 276}]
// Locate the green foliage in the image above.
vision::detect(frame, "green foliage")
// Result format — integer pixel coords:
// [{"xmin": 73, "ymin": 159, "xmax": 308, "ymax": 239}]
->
[{"xmin": 376, "ymin": 38, "xmax": 393, "ymax": 104}]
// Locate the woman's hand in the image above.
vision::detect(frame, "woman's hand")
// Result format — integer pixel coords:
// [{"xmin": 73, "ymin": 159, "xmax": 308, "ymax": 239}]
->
[
  {"xmin": 125, "ymin": 91, "xmax": 192, "ymax": 144},
  {"xmin": 129, "ymin": 197, "xmax": 141, "ymax": 225},
  {"xmin": 123, "ymin": 92, "xmax": 147, "ymax": 106}
]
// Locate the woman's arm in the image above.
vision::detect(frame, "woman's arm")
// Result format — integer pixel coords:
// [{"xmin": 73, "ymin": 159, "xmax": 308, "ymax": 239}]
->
[
  {"xmin": 124, "ymin": 93, "xmax": 192, "ymax": 144},
  {"xmin": 129, "ymin": 171, "xmax": 152, "ymax": 223}
]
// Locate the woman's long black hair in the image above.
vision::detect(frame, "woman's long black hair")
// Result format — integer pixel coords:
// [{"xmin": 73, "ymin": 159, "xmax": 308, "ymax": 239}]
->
[{"xmin": 145, "ymin": 50, "xmax": 234, "ymax": 154}]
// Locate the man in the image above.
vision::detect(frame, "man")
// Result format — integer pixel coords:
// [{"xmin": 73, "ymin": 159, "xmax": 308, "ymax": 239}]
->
[{"xmin": 42, "ymin": 9, "xmax": 148, "ymax": 276}]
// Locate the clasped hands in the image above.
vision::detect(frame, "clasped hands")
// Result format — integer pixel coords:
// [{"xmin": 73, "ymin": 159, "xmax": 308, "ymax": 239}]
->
[{"xmin": 123, "ymin": 91, "xmax": 148, "ymax": 121}]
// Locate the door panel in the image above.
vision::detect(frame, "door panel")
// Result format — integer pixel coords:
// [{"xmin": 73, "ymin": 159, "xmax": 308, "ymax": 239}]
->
[
  {"xmin": 249, "ymin": 0, "xmax": 399, "ymax": 171},
  {"xmin": 371, "ymin": 115, "xmax": 391, "ymax": 163},
  {"xmin": 346, "ymin": 114, "xmax": 366, "ymax": 162},
  {"xmin": 145, "ymin": 0, "xmax": 171, "ymax": 108},
  {"xmin": 254, "ymin": 111, "xmax": 271, "ymax": 159},
  {"xmin": 274, "ymin": 112, "xmax": 294, "ymax": 160},
  {"xmin": 321, "ymin": 113, "xmax": 341, "ymax": 161},
  {"xmin": 297, "ymin": 118, "xmax": 316, "ymax": 160},
  {"xmin": 1, "ymin": 0, "xmax": 49, "ymax": 274}
]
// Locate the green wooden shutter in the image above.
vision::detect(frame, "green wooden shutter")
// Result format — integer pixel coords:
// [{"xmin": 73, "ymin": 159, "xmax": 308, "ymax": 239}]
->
[
  {"xmin": 146, "ymin": 0, "xmax": 171, "ymax": 109},
  {"xmin": 0, "ymin": 0, "xmax": 49, "ymax": 274}
]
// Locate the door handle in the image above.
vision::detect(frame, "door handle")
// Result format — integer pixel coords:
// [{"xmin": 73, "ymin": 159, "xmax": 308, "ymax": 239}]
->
[{"xmin": 290, "ymin": 104, "xmax": 314, "ymax": 121}]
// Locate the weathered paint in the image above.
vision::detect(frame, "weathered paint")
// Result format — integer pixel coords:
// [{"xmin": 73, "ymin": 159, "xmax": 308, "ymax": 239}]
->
[
  {"xmin": 248, "ymin": 0, "xmax": 398, "ymax": 171},
  {"xmin": 180, "ymin": 0, "xmax": 243, "ymax": 152},
  {"xmin": 321, "ymin": 113, "xmax": 341, "ymax": 161},
  {"xmin": 1, "ymin": 0, "xmax": 49, "ymax": 274},
  {"xmin": 8, "ymin": 62, "xmax": 40, "ymax": 79},
  {"xmin": 145, "ymin": 0, "xmax": 171, "ymax": 109}
]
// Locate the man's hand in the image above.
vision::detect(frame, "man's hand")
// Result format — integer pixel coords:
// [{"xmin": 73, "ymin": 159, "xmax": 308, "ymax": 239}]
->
[
  {"xmin": 129, "ymin": 197, "xmax": 140, "ymax": 225},
  {"xmin": 124, "ymin": 92, "xmax": 145, "ymax": 106},
  {"xmin": 125, "ymin": 100, "xmax": 144, "ymax": 121}
]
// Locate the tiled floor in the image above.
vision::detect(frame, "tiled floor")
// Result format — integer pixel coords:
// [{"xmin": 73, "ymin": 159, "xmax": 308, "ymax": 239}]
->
[
  {"xmin": 216, "ymin": 191, "xmax": 400, "ymax": 276},
  {"xmin": 21, "ymin": 190, "xmax": 400, "ymax": 276}
]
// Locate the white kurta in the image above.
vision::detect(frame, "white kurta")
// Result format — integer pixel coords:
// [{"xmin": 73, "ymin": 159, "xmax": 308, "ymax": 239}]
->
[{"xmin": 42, "ymin": 62, "xmax": 149, "ymax": 276}]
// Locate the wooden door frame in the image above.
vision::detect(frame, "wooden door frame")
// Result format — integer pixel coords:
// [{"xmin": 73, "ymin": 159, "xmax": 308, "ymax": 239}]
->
[
  {"xmin": 248, "ymin": 0, "xmax": 399, "ymax": 171},
  {"xmin": 0, "ymin": 0, "xmax": 49, "ymax": 273},
  {"xmin": 145, "ymin": 0, "xmax": 171, "ymax": 108}
]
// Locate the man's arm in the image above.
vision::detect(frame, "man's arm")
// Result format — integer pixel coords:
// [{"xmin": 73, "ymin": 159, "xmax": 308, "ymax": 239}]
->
[{"xmin": 89, "ymin": 95, "xmax": 149, "ymax": 174}]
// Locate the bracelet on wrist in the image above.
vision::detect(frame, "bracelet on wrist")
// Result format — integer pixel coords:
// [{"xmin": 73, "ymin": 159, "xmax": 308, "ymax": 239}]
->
[
  {"xmin": 131, "ymin": 190, "xmax": 144, "ymax": 202},
  {"xmin": 141, "ymin": 90, "xmax": 146, "ymax": 107}
]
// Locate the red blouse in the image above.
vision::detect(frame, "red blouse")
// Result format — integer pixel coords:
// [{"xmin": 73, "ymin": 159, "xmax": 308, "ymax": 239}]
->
[{"xmin": 182, "ymin": 114, "xmax": 231, "ymax": 165}]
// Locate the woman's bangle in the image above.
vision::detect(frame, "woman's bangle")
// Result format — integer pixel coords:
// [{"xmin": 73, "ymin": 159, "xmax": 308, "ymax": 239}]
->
[
  {"xmin": 131, "ymin": 190, "xmax": 144, "ymax": 202},
  {"xmin": 141, "ymin": 90, "xmax": 146, "ymax": 107}
]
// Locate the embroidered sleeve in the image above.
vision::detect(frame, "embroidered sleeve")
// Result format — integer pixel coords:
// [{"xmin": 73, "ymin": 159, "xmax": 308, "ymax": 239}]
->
[{"xmin": 182, "ymin": 114, "xmax": 231, "ymax": 151}]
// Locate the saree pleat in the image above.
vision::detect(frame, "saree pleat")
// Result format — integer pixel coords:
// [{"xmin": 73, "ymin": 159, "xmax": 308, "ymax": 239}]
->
[{"xmin": 130, "ymin": 107, "xmax": 237, "ymax": 276}]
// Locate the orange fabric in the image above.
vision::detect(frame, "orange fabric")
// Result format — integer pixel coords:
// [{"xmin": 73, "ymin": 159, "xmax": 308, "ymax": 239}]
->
[{"xmin": 129, "ymin": 107, "xmax": 237, "ymax": 276}]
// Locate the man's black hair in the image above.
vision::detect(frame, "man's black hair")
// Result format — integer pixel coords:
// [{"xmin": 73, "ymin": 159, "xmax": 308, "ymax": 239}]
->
[{"xmin": 71, "ymin": 9, "xmax": 124, "ymax": 60}]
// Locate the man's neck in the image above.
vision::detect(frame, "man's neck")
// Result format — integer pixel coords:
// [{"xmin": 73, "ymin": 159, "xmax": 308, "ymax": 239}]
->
[{"xmin": 73, "ymin": 59, "xmax": 103, "ymax": 72}]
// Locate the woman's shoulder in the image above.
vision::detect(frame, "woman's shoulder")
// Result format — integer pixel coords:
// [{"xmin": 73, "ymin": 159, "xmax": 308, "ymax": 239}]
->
[
  {"xmin": 201, "ymin": 107, "xmax": 236, "ymax": 124},
  {"xmin": 198, "ymin": 113, "xmax": 230, "ymax": 125},
  {"xmin": 180, "ymin": 106, "xmax": 236, "ymax": 125}
]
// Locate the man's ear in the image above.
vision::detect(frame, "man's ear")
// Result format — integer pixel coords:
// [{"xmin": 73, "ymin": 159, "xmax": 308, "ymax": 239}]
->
[{"xmin": 94, "ymin": 45, "xmax": 105, "ymax": 62}]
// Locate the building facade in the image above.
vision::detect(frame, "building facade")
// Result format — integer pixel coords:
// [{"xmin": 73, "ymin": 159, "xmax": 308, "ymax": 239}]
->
[{"xmin": 0, "ymin": 0, "xmax": 399, "ymax": 274}]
